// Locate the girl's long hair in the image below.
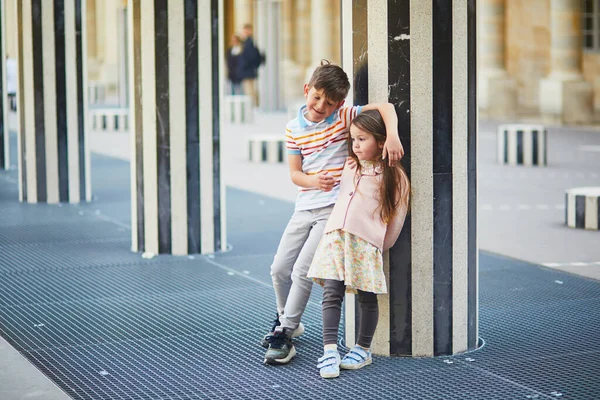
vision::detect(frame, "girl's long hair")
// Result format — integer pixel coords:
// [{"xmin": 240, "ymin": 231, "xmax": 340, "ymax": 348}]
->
[{"xmin": 348, "ymin": 110, "xmax": 410, "ymax": 224}]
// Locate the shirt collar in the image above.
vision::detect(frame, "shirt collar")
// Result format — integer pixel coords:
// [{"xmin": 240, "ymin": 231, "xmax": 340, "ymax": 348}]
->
[{"xmin": 297, "ymin": 105, "xmax": 337, "ymax": 128}]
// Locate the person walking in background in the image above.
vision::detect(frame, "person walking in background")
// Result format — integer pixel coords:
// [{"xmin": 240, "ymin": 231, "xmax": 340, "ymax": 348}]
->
[
  {"xmin": 226, "ymin": 34, "xmax": 243, "ymax": 95},
  {"xmin": 307, "ymin": 109, "xmax": 410, "ymax": 379},
  {"xmin": 238, "ymin": 23, "xmax": 262, "ymax": 106}
]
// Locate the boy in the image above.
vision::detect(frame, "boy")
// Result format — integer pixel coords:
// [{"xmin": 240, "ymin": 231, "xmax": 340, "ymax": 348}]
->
[{"xmin": 263, "ymin": 60, "xmax": 404, "ymax": 365}]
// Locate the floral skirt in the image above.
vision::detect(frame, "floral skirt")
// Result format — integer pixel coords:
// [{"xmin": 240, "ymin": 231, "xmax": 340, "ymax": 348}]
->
[{"xmin": 307, "ymin": 229, "xmax": 387, "ymax": 294}]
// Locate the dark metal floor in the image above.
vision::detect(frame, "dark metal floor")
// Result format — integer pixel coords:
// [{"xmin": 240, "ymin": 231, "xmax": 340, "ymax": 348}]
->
[{"xmin": 1, "ymin": 152, "xmax": 599, "ymax": 400}]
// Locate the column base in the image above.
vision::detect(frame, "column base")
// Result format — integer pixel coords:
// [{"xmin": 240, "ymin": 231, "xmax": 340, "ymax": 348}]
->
[
  {"xmin": 539, "ymin": 78, "xmax": 593, "ymax": 125},
  {"xmin": 479, "ymin": 76, "xmax": 518, "ymax": 119}
]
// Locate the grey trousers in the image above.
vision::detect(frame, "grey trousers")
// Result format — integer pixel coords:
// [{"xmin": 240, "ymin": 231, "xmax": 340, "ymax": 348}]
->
[
  {"xmin": 270, "ymin": 205, "xmax": 333, "ymax": 330},
  {"xmin": 322, "ymin": 279, "xmax": 379, "ymax": 348}
]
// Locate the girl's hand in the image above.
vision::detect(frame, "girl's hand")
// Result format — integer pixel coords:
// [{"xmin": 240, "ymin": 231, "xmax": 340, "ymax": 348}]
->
[
  {"xmin": 345, "ymin": 157, "xmax": 357, "ymax": 169},
  {"xmin": 382, "ymin": 136, "xmax": 404, "ymax": 166}
]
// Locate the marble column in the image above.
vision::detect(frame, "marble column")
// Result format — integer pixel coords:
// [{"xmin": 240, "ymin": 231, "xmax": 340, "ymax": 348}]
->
[
  {"xmin": 0, "ymin": 0, "xmax": 9, "ymax": 170},
  {"xmin": 342, "ymin": 0, "xmax": 478, "ymax": 357},
  {"xmin": 255, "ymin": 0, "xmax": 282, "ymax": 111},
  {"xmin": 539, "ymin": 0, "xmax": 593, "ymax": 124},
  {"xmin": 306, "ymin": 0, "xmax": 336, "ymax": 80},
  {"xmin": 15, "ymin": 0, "xmax": 90, "ymax": 203},
  {"xmin": 233, "ymin": 0, "xmax": 253, "ymax": 31},
  {"xmin": 128, "ymin": 0, "xmax": 226, "ymax": 255},
  {"xmin": 478, "ymin": 0, "xmax": 516, "ymax": 119}
]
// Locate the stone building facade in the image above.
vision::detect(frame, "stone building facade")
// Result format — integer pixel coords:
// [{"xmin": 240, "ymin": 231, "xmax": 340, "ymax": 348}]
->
[{"xmin": 3, "ymin": 0, "xmax": 599, "ymax": 124}]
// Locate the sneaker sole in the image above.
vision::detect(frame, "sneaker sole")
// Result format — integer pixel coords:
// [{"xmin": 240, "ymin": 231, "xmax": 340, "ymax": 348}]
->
[
  {"xmin": 340, "ymin": 358, "xmax": 372, "ymax": 370},
  {"xmin": 320, "ymin": 369, "xmax": 340, "ymax": 379},
  {"xmin": 264, "ymin": 346, "xmax": 297, "ymax": 365}
]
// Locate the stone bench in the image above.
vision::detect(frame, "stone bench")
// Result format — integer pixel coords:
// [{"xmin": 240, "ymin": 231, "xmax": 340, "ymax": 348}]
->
[
  {"xmin": 88, "ymin": 81, "xmax": 106, "ymax": 105},
  {"xmin": 223, "ymin": 95, "xmax": 253, "ymax": 124},
  {"xmin": 565, "ymin": 187, "xmax": 600, "ymax": 230},
  {"xmin": 497, "ymin": 124, "xmax": 547, "ymax": 166},
  {"xmin": 90, "ymin": 108, "xmax": 129, "ymax": 132},
  {"xmin": 247, "ymin": 135, "xmax": 286, "ymax": 164}
]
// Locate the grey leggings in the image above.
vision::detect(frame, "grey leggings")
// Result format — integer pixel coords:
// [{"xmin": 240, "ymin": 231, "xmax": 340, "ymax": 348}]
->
[{"xmin": 322, "ymin": 279, "xmax": 379, "ymax": 348}]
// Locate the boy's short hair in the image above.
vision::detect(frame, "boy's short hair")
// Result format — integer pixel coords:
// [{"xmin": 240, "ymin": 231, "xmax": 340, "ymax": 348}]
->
[{"xmin": 307, "ymin": 60, "xmax": 350, "ymax": 103}]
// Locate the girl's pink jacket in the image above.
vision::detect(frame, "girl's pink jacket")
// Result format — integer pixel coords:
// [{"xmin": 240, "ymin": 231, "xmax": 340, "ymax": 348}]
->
[{"xmin": 323, "ymin": 162, "xmax": 408, "ymax": 251}]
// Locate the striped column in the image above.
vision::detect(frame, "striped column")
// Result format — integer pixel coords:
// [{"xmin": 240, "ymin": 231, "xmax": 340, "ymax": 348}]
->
[
  {"xmin": 0, "ymin": 0, "xmax": 8, "ymax": 170},
  {"xmin": 565, "ymin": 187, "xmax": 600, "ymax": 230},
  {"xmin": 128, "ymin": 0, "xmax": 227, "ymax": 255},
  {"xmin": 497, "ymin": 124, "xmax": 547, "ymax": 166},
  {"xmin": 15, "ymin": 0, "xmax": 90, "ymax": 203},
  {"xmin": 342, "ymin": 0, "xmax": 478, "ymax": 357}
]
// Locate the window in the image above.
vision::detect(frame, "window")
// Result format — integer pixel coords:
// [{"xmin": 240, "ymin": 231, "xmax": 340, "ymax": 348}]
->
[{"xmin": 583, "ymin": 0, "xmax": 600, "ymax": 50}]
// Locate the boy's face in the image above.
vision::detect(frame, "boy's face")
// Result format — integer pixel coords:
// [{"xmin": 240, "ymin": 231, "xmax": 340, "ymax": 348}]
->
[{"xmin": 303, "ymin": 85, "xmax": 344, "ymax": 123}]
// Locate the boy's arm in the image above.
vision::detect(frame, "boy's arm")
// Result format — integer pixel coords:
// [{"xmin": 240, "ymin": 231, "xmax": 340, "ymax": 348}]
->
[
  {"xmin": 288, "ymin": 154, "xmax": 335, "ymax": 192},
  {"xmin": 361, "ymin": 103, "xmax": 404, "ymax": 164}
]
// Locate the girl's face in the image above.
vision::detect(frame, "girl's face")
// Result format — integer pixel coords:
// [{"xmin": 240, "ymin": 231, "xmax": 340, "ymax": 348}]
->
[{"xmin": 350, "ymin": 125, "xmax": 384, "ymax": 161}]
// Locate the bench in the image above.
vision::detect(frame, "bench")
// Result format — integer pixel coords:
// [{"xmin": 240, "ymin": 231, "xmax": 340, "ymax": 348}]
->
[
  {"xmin": 565, "ymin": 187, "xmax": 600, "ymax": 230},
  {"xmin": 223, "ymin": 95, "xmax": 253, "ymax": 124},
  {"xmin": 247, "ymin": 135, "xmax": 286, "ymax": 164},
  {"xmin": 497, "ymin": 124, "xmax": 547, "ymax": 166},
  {"xmin": 90, "ymin": 108, "xmax": 129, "ymax": 132}
]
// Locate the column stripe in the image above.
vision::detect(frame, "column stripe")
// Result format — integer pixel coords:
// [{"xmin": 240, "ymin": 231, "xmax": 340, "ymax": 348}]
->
[
  {"xmin": 0, "ymin": 0, "xmax": 6, "ymax": 170},
  {"xmin": 585, "ymin": 196, "xmax": 598, "ymax": 230},
  {"xmin": 211, "ymin": 0, "xmax": 222, "ymax": 250},
  {"xmin": 32, "ymin": 0, "xmax": 47, "ymax": 202},
  {"xmin": 130, "ymin": 0, "xmax": 144, "ymax": 252},
  {"xmin": 43, "ymin": 0, "xmax": 59, "ymax": 204},
  {"xmin": 516, "ymin": 130, "xmax": 523, "ymax": 164},
  {"xmin": 452, "ymin": 0, "xmax": 468, "ymax": 354},
  {"xmin": 368, "ymin": 0, "xmax": 390, "ymax": 356},
  {"xmin": 388, "ymin": 0, "xmax": 412, "ymax": 356},
  {"xmin": 523, "ymin": 130, "xmax": 532, "ymax": 166},
  {"xmin": 54, "ymin": 0, "xmax": 69, "ymax": 202},
  {"xmin": 575, "ymin": 195, "xmax": 585, "ymax": 229},
  {"xmin": 141, "ymin": 0, "xmax": 158, "ymax": 253},
  {"xmin": 410, "ymin": 0, "xmax": 434, "ymax": 357},
  {"xmin": 467, "ymin": 0, "xmax": 478, "ymax": 350},
  {"xmin": 75, "ymin": 0, "xmax": 87, "ymax": 201},
  {"xmin": 432, "ymin": 0, "xmax": 453, "ymax": 356},
  {"xmin": 503, "ymin": 130, "xmax": 508, "ymax": 163},
  {"xmin": 199, "ymin": 0, "xmax": 214, "ymax": 253},
  {"xmin": 532, "ymin": 130, "xmax": 539, "ymax": 165},
  {"xmin": 65, "ymin": 0, "xmax": 80, "ymax": 202},
  {"xmin": 341, "ymin": 0, "xmax": 356, "ymax": 349},
  {"xmin": 168, "ymin": 0, "xmax": 187, "ymax": 255},
  {"xmin": 155, "ymin": 0, "xmax": 171, "ymax": 254},
  {"xmin": 185, "ymin": 0, "xmax": 200, "ymax": 254},
  {"xmin": 17, "ymin": 0, "xmax": 28, "ymax": 201}
]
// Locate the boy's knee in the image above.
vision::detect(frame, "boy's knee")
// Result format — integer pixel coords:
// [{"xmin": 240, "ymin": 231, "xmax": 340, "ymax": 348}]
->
[{"xmin": 270, "ymin": 261, "xmax": 291, "ymax": 282}]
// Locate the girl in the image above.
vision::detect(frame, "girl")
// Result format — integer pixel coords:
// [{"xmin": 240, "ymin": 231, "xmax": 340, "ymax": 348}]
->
[{"xmin": 306, "ymin": 109, "xmax": 410, "ymax": 379}]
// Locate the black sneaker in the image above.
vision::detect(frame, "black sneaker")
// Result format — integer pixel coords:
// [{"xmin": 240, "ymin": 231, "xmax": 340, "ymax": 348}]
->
[
  {"xmin": 264, "ymin": 328, "xmax": 296, "ymax": 365},
  {"xmin": 261, "ymin": 319, "xmax": 305, "ymax": 348},
  {"xmin": 260, "ymin": 314, "xmax": 281, "ymax": 348}
]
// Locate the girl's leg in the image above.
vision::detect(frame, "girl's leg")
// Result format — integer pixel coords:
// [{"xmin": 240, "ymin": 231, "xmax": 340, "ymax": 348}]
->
[
  {"xmin": 356, "ymin": 290, "xmax": 379, "ymax": 349},
  {"xmin": 322, "ymin": 279, "xmax": 345, "ymax": 346}
]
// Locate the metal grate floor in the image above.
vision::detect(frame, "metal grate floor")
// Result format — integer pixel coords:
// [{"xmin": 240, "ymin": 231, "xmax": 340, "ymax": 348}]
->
[{"xmin": 0, "ymin": 153, "xmax": 599, "ymax": 399}]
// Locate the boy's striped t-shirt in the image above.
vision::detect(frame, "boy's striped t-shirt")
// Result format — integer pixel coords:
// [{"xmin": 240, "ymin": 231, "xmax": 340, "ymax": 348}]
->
[{"xmin": 286, "ymin": 104, "xmax": 362, "ymax": 211}]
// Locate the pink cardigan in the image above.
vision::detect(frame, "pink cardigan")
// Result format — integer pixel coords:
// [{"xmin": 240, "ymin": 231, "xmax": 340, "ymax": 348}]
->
[{"xmin": 324, "ymin": 162, "xmax": 407, "ymax": 251}]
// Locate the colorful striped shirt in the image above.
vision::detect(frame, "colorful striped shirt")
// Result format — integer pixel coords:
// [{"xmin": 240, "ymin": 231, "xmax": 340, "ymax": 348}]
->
[{"xmin": 286, "ymin": 104, "xmax": 362, "ymax": 211}]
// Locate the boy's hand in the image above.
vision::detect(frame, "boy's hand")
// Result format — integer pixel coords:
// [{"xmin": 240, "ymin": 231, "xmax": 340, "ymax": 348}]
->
[
  {"xmin": 313, "ymin": 171, "xmax": 335, "ymax": 192},
  {"xmin": 382, "ymin": 136, "xmax": 404, "ymax": 166}
]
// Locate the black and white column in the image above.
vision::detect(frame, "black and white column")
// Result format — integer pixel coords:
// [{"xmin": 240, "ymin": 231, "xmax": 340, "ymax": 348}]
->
[
  {"xmin": 342, "ymin": 0, "xmax": 478, "ymax": 357},
  {"xmin": 16, "ymin": 0, "xmax": 90, "ymax": 203},
  {"xmin": 0, "ymin": 0, "xmax": 8, "ymax": 170},
  {"xmin": 129, "ymin": 0, "xmax": 226, "ymax": 255}
]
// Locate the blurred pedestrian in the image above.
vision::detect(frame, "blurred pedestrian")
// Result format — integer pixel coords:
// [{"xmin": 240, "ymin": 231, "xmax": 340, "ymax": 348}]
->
[
  {"xmin": 239, "ymin": 24, "xmax": 263, "ymax": 106},
  {"xmin": 226, "ymin": 34, "xmax": 243, "ymax": 95}
]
